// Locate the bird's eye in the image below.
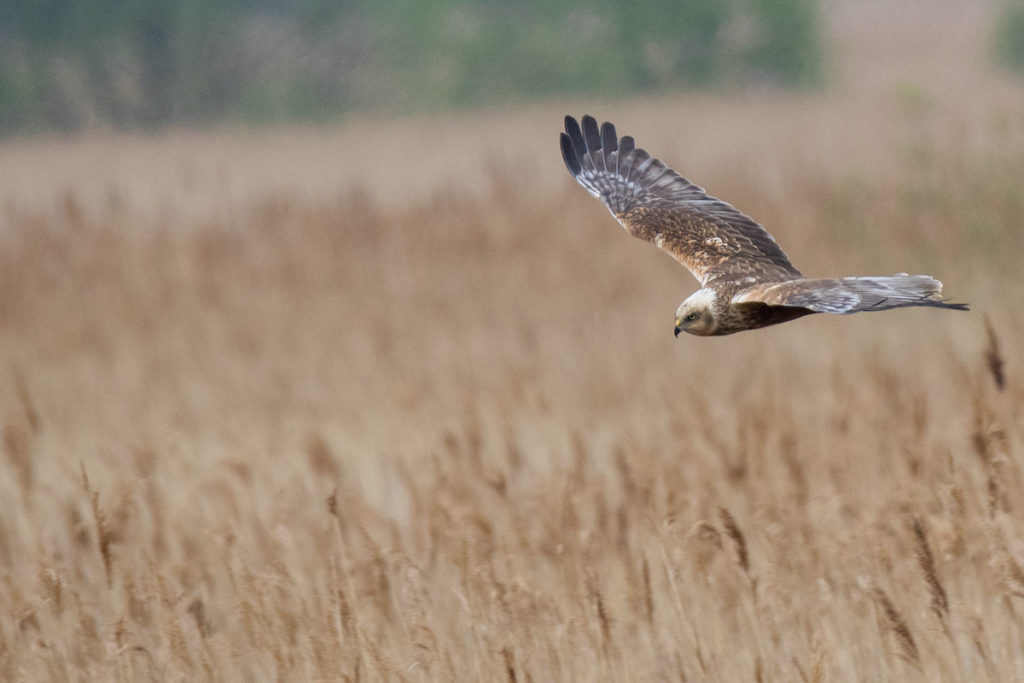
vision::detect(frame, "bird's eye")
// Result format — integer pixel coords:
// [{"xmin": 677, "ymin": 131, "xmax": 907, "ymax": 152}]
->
[{"xmin": 685, "ymin": 313, "xmax": 698, "ymax": 322}]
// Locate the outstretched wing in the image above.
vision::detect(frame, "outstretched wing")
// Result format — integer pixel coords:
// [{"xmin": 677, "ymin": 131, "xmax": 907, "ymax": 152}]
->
[
  {"xmin": 560, "ymin": 114, "xmax": 801, "ymax": 287},
  {"xmin": 733, "ymin": 275, "xmax": 970, "ymax": 314}
]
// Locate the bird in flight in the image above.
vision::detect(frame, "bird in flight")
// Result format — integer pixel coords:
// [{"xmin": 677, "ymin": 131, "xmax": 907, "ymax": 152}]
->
[{"xmin": 559, "ymin": 115, "xmax": 968, "ymax": 336}]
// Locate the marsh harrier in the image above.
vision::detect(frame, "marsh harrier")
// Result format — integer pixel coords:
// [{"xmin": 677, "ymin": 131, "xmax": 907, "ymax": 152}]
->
[{"xmin": 560, "ymin": 115, "xmax": 968, "ymax": 336}]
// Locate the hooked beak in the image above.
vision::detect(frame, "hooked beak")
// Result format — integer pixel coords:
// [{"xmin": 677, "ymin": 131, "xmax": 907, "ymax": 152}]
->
[{"xmin": 674, "ymin": 324, "xmax": 682, "ymax": 338}]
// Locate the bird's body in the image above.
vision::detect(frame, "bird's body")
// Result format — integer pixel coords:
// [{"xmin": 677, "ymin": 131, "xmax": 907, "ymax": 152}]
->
[{"xmin": 559, "ymin": 115, "xmax": 968, "ymax": 336}]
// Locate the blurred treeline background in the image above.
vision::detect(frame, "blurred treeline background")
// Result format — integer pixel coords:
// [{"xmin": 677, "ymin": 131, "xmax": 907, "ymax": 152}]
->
[
  {"xmin": 0, "ymin": 0, "xmax": 881, "ymax": 132},
  {"xmin": 7, "ymin": 0, "xmax": 1024, "ymax": 133}
]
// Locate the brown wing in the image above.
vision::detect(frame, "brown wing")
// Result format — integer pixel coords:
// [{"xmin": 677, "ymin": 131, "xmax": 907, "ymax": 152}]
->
[
  {"xmin": 560, "ymin": 115, "xmax": 801, "ymax": 287},
  {"xmin": 733, "ymin": 275, "xmax": 969, "ymax": 314}
]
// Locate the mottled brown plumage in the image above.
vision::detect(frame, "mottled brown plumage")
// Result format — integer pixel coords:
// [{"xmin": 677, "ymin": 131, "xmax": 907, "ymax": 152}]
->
[{"xmin": 559, "ymin": 114, "xmax": 968, "ymax": 336}]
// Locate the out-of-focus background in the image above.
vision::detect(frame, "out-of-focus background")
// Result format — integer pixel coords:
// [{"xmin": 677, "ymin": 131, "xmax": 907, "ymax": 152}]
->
[
  {"xmin": 1, "ymin": 1, "xmax": 1023, "ymax": 680},
  {"xmin": 0, "ymin": 0, "xmax": 1019, "ymax": 131},
  {"xmin": 2, "ymin": 0, "xmax": 827, "ymax": 131}
]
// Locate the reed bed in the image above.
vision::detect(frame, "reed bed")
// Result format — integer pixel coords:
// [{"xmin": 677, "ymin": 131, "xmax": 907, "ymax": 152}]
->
[{"xmin": 2, "ymin": 50, "xmax": 1024, "ymax": 681}]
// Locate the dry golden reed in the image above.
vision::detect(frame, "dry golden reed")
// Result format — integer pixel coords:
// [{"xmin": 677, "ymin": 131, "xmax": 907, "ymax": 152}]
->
[
  {"xmin": 984, "ymin": 315, "xmax": 1006, "ymax": 391},
  {"xmin": 911, "ymin": 517, "xmax": 948, "ymax": 621},
  {"xmin": 718, "ymin": 506, "xmax": 750, "ymax": 576},
  {"xmin": 80, "ymin": 463, "xmax": 113, "ymax": 588},
  {"xmin": 2, "ymin": 420, "xmax": 32, "ymax": 492},
  {"xmin": 872, "ymin": 587, "xmax": 921, "ymax": 667}
]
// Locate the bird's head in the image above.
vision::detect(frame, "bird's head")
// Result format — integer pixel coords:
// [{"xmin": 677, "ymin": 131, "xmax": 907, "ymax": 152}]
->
[{"xmin": 674, "ymin": 288, "xmax": 719, "ymax": 337}]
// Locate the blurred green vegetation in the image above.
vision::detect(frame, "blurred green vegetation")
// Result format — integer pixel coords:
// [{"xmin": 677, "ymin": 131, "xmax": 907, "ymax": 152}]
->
[
  {"xmin": 994, "ymin": 0, "xmax": 1024, "ymax": 75},
  {"xmin": 0, "ymin": 0, "xmax": 823, "ymax": 132}
]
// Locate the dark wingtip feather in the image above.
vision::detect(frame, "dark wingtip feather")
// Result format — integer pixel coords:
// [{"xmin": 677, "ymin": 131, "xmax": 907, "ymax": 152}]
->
[
  {"xmin": 580, "ymin": 114, "xmax": 598, "ymax": 137},
  {"xmin": 564, "ymin": 115, "xmax": 585, "ymax": 159},
  {"xmin": 581, "ymin": 115, "xmax": 602, "ymax": 169},
  {"xmin": 600, "ymin": 121, "xmax": 618, "ymax": 173},
  {"xmin": 600, "ymin": 121, "xmax": 618, "ymax": 153},
  {"xmin": 618, "ymin": 135, "xmax": 635, "ymax": 157},
  {"xmin": 560, "ymin": 133, "xmax": 581, "ymax": 176},
  {"xmin": 564, "ymin": 115, "xmax": 579, "ymax": 137}
]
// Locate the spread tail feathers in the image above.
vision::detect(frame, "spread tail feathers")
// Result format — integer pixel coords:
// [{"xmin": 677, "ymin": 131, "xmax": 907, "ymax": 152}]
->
[{"xmin": 748, "ymin": 274, "xmax": 969, "ymax": 314}]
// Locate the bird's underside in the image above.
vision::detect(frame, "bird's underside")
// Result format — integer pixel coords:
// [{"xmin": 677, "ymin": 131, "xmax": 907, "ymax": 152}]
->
[{"xmin": 559, "ymin": 114, "xmax": 968, "ymax": 336}]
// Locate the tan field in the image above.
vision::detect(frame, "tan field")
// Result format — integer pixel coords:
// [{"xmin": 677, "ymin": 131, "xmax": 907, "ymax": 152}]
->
[{"xmin": 2, "ymin": 2, "xmax": 1024, "ymax": 680}]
